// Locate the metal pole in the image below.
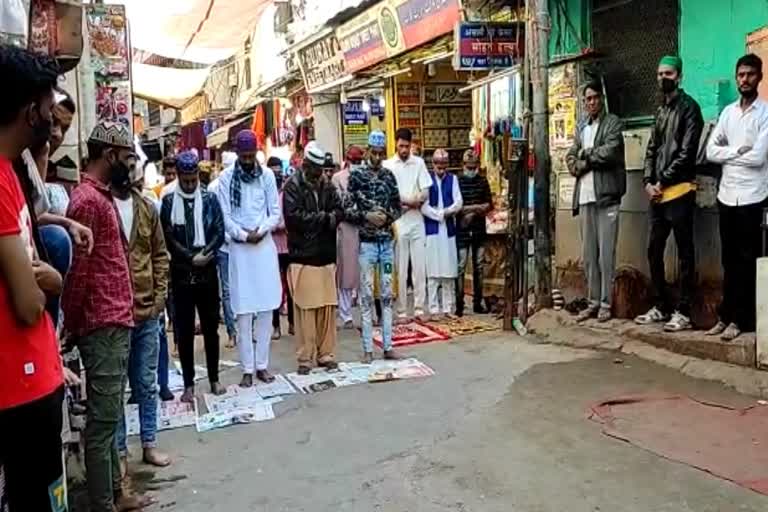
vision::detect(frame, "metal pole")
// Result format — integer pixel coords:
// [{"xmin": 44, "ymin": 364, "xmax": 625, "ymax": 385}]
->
[{"xmin": 530, "ymin": 0, "xmax": 553, "ymax": 309}]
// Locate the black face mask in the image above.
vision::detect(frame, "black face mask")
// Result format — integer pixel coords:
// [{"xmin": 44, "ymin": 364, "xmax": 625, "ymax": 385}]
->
[
  {"xmin": 660, "ymin": 78, "xmax": 678, "ymax": 94},
  {"xmin": 109, "ymin": 157, "xmax": 132, "ymax": 191}
]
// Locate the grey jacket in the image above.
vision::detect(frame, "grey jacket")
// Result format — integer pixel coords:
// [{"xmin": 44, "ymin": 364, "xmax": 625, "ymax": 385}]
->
[{"xmin": 566, "ymin": 112, "xmax": 626, "ymax": 216}]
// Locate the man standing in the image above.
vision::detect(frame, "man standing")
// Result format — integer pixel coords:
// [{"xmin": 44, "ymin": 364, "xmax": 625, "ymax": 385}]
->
[
  {"xmin": 332, "ymin": 145, "xmax": 363, "ymax": 328},
  {"xmin": 216, "ymin": 130, "xmax": 282, "ymax": 386},
  {"xmin": 113, "ymin": 163, "xmax": 171, "ymax": 468},
  {"xmin": 386, "ymin": 127, "xmax": 432, "ymax": 322},
  {"xmin": 0, "ymin": 45, "xmax": 66, "ymax": 511},
  {"xmin": 283, "ymin": 142, "xmax": 343, "ymax": 374},
  {"xmin": 161, "ymin": 151, "xmax": 226, "ymax": 402},
  {"xmin": 62, "ymin": 121, "xmax": 142, "ymax": 511},
  {"xmin": 455, "ymin": 150, "xmax": 493, "ymax": 316},
  {"xmin": 422, "ymin": 149, "xmax": 463, "ymax": 319},
  {"xmin": 344, "ymin": 131, "xmax": 402, "ymax": 362},
  {"xmin": 635, "ymin": 56, "xmax": 704, "ymax": 332},
  {"xmin": 566, "ymin": 82, "xmax": 626, "ymax": 323},
  {"xmin": 157, "ymin": 155, "xmax": 178, "ymax": 199},
  {"xmin": 706, "ymin": 54, "xmax": 768, "ymax": 341}
]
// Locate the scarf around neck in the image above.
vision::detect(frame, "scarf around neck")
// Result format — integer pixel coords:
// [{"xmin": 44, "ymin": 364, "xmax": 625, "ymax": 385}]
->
[
  {"xmin": 231, "ymin": 160, "xmax": 262, "ymax": 209},
  {"xmin": 172, "ymin": 186, "xmax": 206, "ymax": 248}
]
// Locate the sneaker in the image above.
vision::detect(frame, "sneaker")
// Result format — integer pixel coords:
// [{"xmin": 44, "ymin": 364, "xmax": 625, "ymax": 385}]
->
[
  {"xmin": 635, "ymin": 307, "xmax": 668, "ymax": 325},
  {"xmin": 575, "ymin": 306, "xmax": 598, "ymax": 323},
  {"xmin": 705, "ymin": 321, "xmax": 727, "ymax": 336},
  {"xmin": 721, "ymin": 322, "xmax": 741, "ymax": 342},
  {"xmin": 664, "ymin": 311, "xmax": 692, "ymax": 332}
]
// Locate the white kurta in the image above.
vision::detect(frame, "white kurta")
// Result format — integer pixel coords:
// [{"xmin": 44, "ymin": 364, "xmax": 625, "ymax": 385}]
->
[
  {"xmin": 421, "ymin": 174, "xmax": 463, "ymax": 279},
  {"xmin": 216, "ymin": 165, "xmax": 282, "ymax": 314}
]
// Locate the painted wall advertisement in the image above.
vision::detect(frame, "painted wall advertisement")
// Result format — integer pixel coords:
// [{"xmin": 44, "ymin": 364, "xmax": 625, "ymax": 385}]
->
[
  {"xmin": 336, "ymin": 0, "xmax": 461, "ymax": 73},
  {"xmin": 297, "ymin": 32, "xmax": 350, "ymax": 93},
  {"xmin": 453, "ymin": 22, "xmax": 524, "ymax": 70},
  {"xmin": 548, "ymin": 62, "xmax": 578, "ymax": 150},
  {"xmin": 86, "ymin": 3, "xmax": 133, "ymax": 133}
]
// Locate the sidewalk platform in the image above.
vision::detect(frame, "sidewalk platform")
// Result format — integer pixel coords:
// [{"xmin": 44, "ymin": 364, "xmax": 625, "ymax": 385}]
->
[{"xmin": 527, "ymin": 309, "xmax": 756, "ymax": 367}]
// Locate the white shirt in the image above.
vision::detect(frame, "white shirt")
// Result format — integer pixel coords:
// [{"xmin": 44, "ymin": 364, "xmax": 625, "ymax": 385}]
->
[
  {"xmin": 385, "ymin": 154, "xmax": 432, "ymax": 230},
  {"xmin": 579, "ymin": 120, "xmax": 599, "ymax": 205},
  {"xmin": 707, "ymin": 97, "xmax": 768, "ymax": 206},
  {"xmin": 114, "ymin": 195, "xmax": 134, "ymax": 239}
]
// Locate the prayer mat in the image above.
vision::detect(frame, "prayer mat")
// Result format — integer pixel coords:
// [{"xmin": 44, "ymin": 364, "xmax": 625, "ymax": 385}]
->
[
  {"xmin": 426, "ymin": 316, "xmax": 501, "ymax": 337},
  {"xmin": 589, "ymin": 394, "xmax": 768, "ymax": 496},
  {"xmin": 372, "ymin": 321, "xmax": 451, "ymax": 348}
]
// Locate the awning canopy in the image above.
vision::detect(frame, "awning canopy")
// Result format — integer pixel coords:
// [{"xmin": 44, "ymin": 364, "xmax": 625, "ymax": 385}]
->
[
  {"xmin": 206, "ymin": 115, "xmax": 252, "ymax": 148},
  {"xmin": 111, "ymin": 0, "xmax": 272, "ymax": 64},
  {"xmin": 132, "ymin": 63, "xmax": 211, "ymax": 109}
]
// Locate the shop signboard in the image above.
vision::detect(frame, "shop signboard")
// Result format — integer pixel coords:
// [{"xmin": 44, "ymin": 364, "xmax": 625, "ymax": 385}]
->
[
  {"xmin": 453, "ymin": 22, "xmax": 524, "ymax": 70},
  {"xmin": 297, "ymin": 32, "xmax": 351, "ymax": 93},
  {"xmin": 342, "ymin": 100, "xmax": 370, "ymax": 147},
  {"xmin": 86, "ymin": 3, "xmax": 133, "ymax": 134},
  {"xmin": 336, "ymin": 0, "xmax": 460, "ymax": 73},
  {"xmin": 391, "ymin": 0, "xmax": 461, "ymax": 51}
]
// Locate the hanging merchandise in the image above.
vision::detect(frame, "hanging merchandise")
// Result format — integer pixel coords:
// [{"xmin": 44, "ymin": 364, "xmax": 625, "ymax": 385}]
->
[
  {"xmin": 86, "ymin": 3, "xmax": 132, "ymax": 132},
  {"xmin": 252, "ymin": 104, "xmax": 266, "ymax": 148}
]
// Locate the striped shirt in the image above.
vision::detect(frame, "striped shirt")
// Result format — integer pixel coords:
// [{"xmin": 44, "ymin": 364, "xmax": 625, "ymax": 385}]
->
[{"xmin": 457, "ymin": 173, "xmax": 492, "ymax": 247}]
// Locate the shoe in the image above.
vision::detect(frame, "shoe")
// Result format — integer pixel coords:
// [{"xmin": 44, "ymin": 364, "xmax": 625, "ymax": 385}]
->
[
  {"xmin": 663, "ymin": 311, "xmax": 692, "ymax": 332},
  {"xmin": 297, "ymin": 365, "xmax": 311, "ymax": 375},
  {"xmin": 142, "ymin": 447, "xmax": 171, "ymax": 467},
  {"xmin": 383, "ymin": 349, "xmax": 403, "ymax": 360},
  {"xmin": 318, "ymin": 360, "xmax": 338, "ymax": 370},
  {"xmin": 343, "ymin": 320, "xmax": 355, "ymax": 330},
  {"xmin": 473, "ymin": 304, "xmax": 488, "ymax": 314},
  {"xmin": 239, "ymin": 374, "xmax": 253, "ymax": 388},
  {"xmin": 635, "ymin": 306, "xmax": 669, "ymax": 325},
  {"xmin": 158, "ymin": 388, "xmax": 174, "ymax": 402},
  {"xmin": 272, "ymin": 327, "xmax": 281, "ymax": 340},
  {"xmin": 721, "ymin": 322, "xmax": 741, "ymax": 342},
  {"xmin": 256, "ymin": 369, "xmax": 276, "ymax": 383},
  {"xmin": 596, "ymin": 307, "xmax": 611, "ymax": 323},
  {"xmin": 706, "ymin": 321, "xmax": 727, "ymax": 336},
  {"xmin": 575, "ymin": 306, "xmax": 598, "ymax": 323}
]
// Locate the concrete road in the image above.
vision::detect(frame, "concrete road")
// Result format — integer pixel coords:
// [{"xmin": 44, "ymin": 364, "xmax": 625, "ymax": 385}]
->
[{"xmin": 121, "ymin": 325, "xmax": 768, "ymax": 512}]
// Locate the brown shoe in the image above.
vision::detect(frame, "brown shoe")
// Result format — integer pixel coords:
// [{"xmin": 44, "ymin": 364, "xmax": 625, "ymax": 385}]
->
[
  {"xmin": 142, "ymin": 447, "xmax": 171, "ymax": 467},
  {"xmin": 256, "ymin": 369, "xmax": 276, "ymax": 383},
  {"xmin": 383, "ymin": 349, "xmax": 403, "ymax": 360},
  {"xmin": 179, "ymin": 386, "xmax": 195, "ymax": 404},
  {"xmin": 239, "ymin": 373, "xmax": 253, "ymax": 388}
]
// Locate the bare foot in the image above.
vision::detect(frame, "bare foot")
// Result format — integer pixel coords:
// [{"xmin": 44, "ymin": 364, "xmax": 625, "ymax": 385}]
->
[
  {"xmin": 115, "ymin": 492, "xmax": 155, "ymax": 511},
  {"xmin": 143, "ymin": 447, "xmax": 171, "ymax": 467},
  {"xmin": 225, "ymin": 334, "xmax": 237, "ymax": 349},
  {"xmin": 210, "ymin": 381, "xmax": 226, "ymax": 396},
  {"xmin": 394, "ymin": 317, "xmax": 410, "ymax": 326},
  {"xmin": 362, "ymin": 352, "xmax": 374, "ymax": 364},
  {"xmin": 318, "ymin": 360, "xmax": 338, "ymax": 370},
  {"xmin": 272, "ymin": 327, "xmax": 281, "ymax": 340},
  {"xmin": 171, "ymin": 344, "xmax": 179, "ymax": 357},
  {"xmin": 444, "ymin": 313, "xmax": 458, "ymax": 320},
  {"xmin": 239, "ymin": 374, "xmax": 253, "ymax": 388},
  {"xmin": 180, "ymin": 387, "xmax": 195, "ymax": 403}
]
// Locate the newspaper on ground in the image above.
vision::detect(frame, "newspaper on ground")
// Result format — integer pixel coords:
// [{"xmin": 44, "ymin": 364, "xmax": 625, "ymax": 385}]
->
[
  {"xmin": 284, "ymin": 369, "xmax": 339, "ymax": 394},
  {"xmin": 254, "ymin": 374, "xmax": 297, "ymax": 398},
  {"xmin": 195, "ymin": 403, "xmax": 275, "ymax": 433},
  {"xmin": 367, "ymin": 358, "xmax": 436, "ymax": 382},
  {"xmin": 125, "ymin": 399, "xmax": 197, "ymax": 436}
]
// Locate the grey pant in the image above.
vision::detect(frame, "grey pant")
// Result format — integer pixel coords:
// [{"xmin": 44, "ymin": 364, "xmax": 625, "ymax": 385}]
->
[{"xmin": 580, "ymin": 203, "xmax": 620, "ymax": 309}]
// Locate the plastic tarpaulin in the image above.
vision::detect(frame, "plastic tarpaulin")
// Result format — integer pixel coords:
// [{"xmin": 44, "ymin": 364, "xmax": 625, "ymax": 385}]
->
[
  {"xmin": 109, "ymin": 0, "xmax": 271, "ymax": 64},
  {"xmin": 132, "ymin": 63, "xmax": 210, "ymax": 108}
]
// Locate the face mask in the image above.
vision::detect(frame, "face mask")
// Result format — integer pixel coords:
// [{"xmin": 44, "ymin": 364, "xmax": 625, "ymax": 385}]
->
[
  {"xmin": 660, "ymin": 78, "xmax": 678, "ymax": 94},
  {"xmin": 464, "ymin": 167, "xmax": 478, "ymax": 178},
  {"xmin": 109, "ymin": 157, "xmax": 132, "ymax": 190}
]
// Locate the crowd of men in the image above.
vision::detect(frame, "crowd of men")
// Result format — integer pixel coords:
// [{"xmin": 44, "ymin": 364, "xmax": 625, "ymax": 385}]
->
[
  {"xmin": 569, "ymin": 53, "xmax": 768, "ymax": 342},
  {"xmin": 0, "ymin": 44, "xmax": 494, "ymax": 511}
]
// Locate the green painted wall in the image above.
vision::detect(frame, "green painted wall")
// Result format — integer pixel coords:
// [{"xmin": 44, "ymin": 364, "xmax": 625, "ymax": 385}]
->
[
  {"xmin": 549, "ymin": 0, "xmax": 590, "ymax": 59},
  {"xmin": 680, "ymin": 0, "xmax": 768, "ymax": 120}
]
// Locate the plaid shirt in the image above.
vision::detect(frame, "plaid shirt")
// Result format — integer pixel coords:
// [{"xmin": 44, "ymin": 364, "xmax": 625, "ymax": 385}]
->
[{"xmin": 62, "ymin": 175, "xmax": 134, "ymax": 337}]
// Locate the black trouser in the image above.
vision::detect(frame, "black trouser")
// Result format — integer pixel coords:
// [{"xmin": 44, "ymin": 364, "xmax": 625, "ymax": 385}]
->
[
  {"xmin": 648, "ymin": 192, "xmax": 696, "ymax": 317},
  {"xmin": 717, "ymin": 198, "xmax": 767, "ymax": 331},
  {"xmin": 273, "ymin": 254, "xmax": 294, "ymax": 329},
  {"xmin": 0, "ymin": 386, "xmax": 66, "ymax": 511},
  {"xmin": 456, "ymin": 240, "xmax": 486, "ymax": 314},
  {"xmin": 173, "ymin": 268, "xmax": 221, "ymax": 387}
]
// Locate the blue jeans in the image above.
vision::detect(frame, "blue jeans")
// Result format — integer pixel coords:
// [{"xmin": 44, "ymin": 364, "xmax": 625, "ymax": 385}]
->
[
  {"xmin": 359, "ymin": 240, "xmax": 394, "ymax": 353},
  {"xmin": 217, "ymin": 250, "xmax": 236, "ymax": 338},
  {"xmin": 117, "ymin": 317, "xmax": 160, "ymax": 453},
  {"xmin": 157, "ymin": 313, "xmax": 170, "ymax": 392},
  {"xmin": 39, "ymin": 224, "xmax": 72, "ymax": 329}
]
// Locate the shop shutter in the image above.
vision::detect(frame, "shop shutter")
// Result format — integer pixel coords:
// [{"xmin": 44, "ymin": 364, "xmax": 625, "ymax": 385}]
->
[{"xmin": 592, "ymin": 0, "xmax": 679, "ymax": 119}]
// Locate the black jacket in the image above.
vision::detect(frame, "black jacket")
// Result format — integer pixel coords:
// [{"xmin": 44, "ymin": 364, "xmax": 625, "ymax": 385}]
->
[
  {"xmin": 282, "ymin": 171, "xmax": 343, "ymax": 267},
  {"xmin": 160, "ymin": 189, "xmax": 225, "ymax": 285},
  {"xmin": 643, "ymin": 90, "xmax": 704, "ymax": 187},
  {"xmin": 566, "ymin": 112, "xmax": 626, "ymax": 215}
]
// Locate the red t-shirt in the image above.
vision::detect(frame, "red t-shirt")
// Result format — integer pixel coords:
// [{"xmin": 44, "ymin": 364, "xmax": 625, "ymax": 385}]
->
[{"xmin": 0, "ymin": 156, "xmax": 62, "ymax": 410}]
